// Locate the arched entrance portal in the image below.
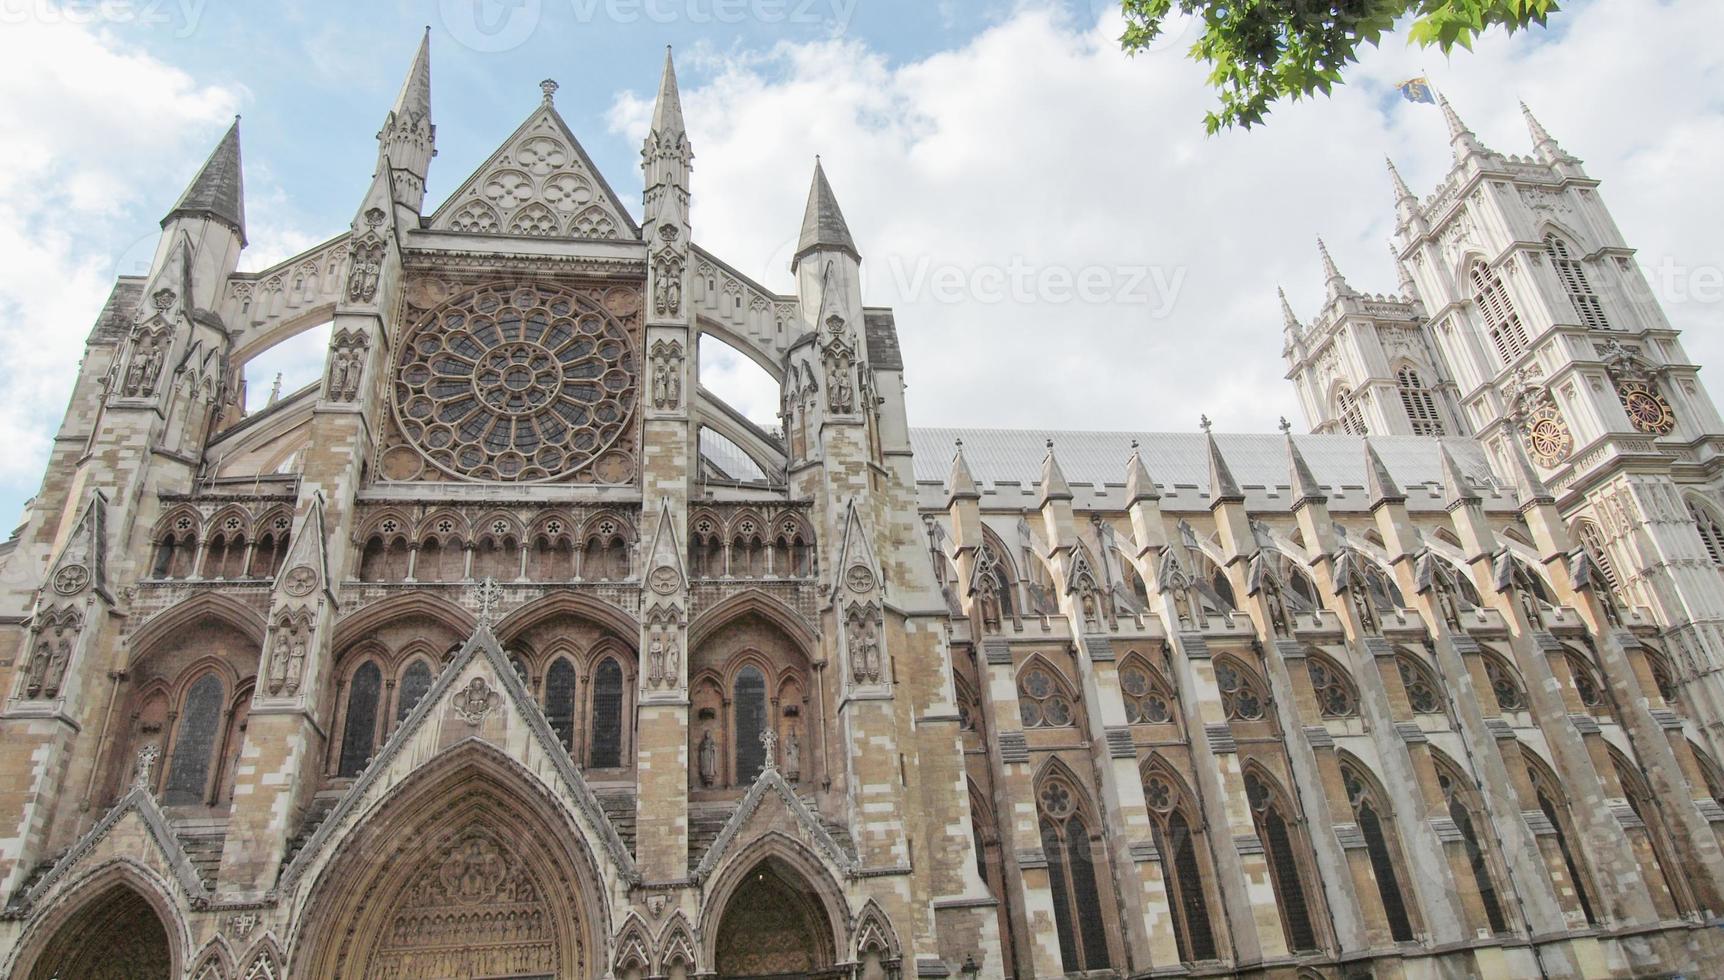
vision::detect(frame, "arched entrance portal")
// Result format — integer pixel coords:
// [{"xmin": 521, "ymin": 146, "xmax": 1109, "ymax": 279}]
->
[
  {"xmin": 714, "ymin": 857, "xmax": 842, "ymax": 979},
  {"xmin": 26, "ymin": 883, "xmax": 173, "ymax": 980},
  {"xmin": 293, "ymin": 745, "xmax": 604, "ymax": 979}
]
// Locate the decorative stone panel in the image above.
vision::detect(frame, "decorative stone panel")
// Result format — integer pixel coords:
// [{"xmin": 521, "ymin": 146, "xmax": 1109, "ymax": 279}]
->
[
  {"xmin": 1395, "ymin": 721, "xmax": 1429, "ymax": 744},
  {"xmin": 1104, "ymin": 727, "xmax": 1136, "ymax": 759},
  {"xmin": 1303, "ymin": 725, "xmax": 1335, "ymax": 749},
  {"xmin": 1429, "ymin": 817, "xmax": 1464, "ymax": 843},
  {"xmin": 1129, "ymin": 840, "xmax": 1161, "ymax": 863},
  {"xmin": 1334, "ymin": 823, "xmax": 1367, "ymax": 849},
  {"xmin": 1083, "ymin": 635, "xmax": 1115, "ymax": 662},
  {"xmin": 1363, "ymin": 636, "xmax": 1394, "ymax": 659},
  {"xmin": 1522, "ymin": 810, "xmax": 1558, "ymax": 837},
  {"xmin": 1568, "ymin": 713, "xmax": 1601, "ymax": 735},
  {"xmin": 1233, "ymin": 834, "xmax": 1266, "ymax": 857},
  {"xmin": 1485, "ymin": 718, "xmax": 1516, "ymax": 740},
  {"xmin": 1180, "ymin": 634, "xmax": 1212, "ymax": 659},
  {"xmin": 1609, "ymin": 801, "xmax": 1645, "ymax": 829},
  {"xmin": 982, "ymin": 637, "xmax": 1012, "ymax": 666},
  {"xmin": 1016, "ymin": 848, "xmax": 1049, "ymax": 870},
  {"xmin": 1204, "ymin": 723, "xmax": 1237, "ymax": 753},
  {"xmin": 998, "ymin": 732, "xmax": 1029, "ymax": 764}
]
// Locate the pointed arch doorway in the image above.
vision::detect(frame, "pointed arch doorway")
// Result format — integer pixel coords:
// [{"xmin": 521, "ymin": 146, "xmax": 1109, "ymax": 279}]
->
[
  {"xmin": 23, "ymin": 882, "xmax": 175, "ymax": 980},
  {"xmin": 292, "ymin": 744, "xmax": 604, "ymax": 979},
  {"xmin": 713, "ymin": 857, "xmax": 845, "ymax": 980}
]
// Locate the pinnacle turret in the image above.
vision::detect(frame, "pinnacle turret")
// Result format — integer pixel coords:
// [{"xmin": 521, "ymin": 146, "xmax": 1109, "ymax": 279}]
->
[
  {"xmin": 1386, "ymin": 156, "xmax": 1415, "ymax": 206},
  {"xmin": 1521, "ymin": 101, "xmax": 1574, "ymax": 165},
  {"xmin": 949, "ymin": 439, "xmax": 979, "ymax": 502},
  {"xmin": 1437, "ymin": 92, "xmax": 1489, "ymax": 160},
  {"xmin": 651, "ymin": 45, "xmax": 686, "ymax": 141},
  {"xmin": 378, "ymin": 29, "xmax": 436, "ymax": 212},
  {"xmin": 163, "ymin": 118, "xmax": 246, "ymax": 245},
  {"xmin": 1039, "ymin": 440, "xmax": 1073, "ymax": 506},
  {"xmin": 1364, "ymin": 439, "xmax": 1405, "ymax": 506},
  {"xmin": 1125, "ymin": 440, "xmax": 1160, "ymax": 504},
  {"xmin": 1317, "ymin": 237, "xmax": 1353, "ymax": 298},
  {"xmin": 1285, "ymin": 427, "xmax": 1326, "ymax": 508},
  {"xmin": 792, "ymin": 159, "xmax": 859, "ymax": 270},
  {"xmin": 1204, "ymin": 425, "xmax": 1244, "ymax": 503},
  {"xmin": 391, "ymin": 27, "xmax": 432, "ymax": 129},
  {"xmin": 1278, "ymin": 287, "xmax": 1301, "ymax": 331},
  {"xmin": 1439, "ymin": 443, "xmax": 1480, "ymax": 506}
]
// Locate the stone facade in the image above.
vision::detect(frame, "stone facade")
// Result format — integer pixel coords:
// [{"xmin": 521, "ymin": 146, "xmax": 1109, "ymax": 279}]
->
[{"xmin": 0, "ymin": 39, "xmax": 1722, "ymax": 980}]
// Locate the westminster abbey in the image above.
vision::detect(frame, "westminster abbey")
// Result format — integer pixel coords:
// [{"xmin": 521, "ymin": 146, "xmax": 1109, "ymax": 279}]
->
[{"xmin": 0, "ymin": 32, "xmax": 1722, "ymax": 980}]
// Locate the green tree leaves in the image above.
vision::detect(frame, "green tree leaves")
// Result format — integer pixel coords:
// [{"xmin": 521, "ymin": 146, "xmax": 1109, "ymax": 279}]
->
[{"xmin": 1118, "ymin": 1, "xmax": 1561, "ymax": 132}]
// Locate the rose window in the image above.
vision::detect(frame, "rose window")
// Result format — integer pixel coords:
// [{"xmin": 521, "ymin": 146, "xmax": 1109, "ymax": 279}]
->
[{"xmin": 392, "ymin": 282, "xmax": 637, "ymax": 482}]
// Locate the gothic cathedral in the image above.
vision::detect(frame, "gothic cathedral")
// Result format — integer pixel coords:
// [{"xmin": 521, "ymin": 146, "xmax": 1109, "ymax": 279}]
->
[{"xmin": 1, "ymin": 35, "xmax": 1723, "ymax": 980}]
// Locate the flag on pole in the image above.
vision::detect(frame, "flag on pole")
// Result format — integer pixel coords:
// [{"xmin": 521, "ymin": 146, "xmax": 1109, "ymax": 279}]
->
[{"xmin": 1397, "ymin": 76, "xmax": 1436, "ymax": 104}]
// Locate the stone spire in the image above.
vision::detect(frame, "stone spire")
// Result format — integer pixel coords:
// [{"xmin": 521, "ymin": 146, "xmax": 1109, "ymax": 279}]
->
[
  {"xmin": 793, "ymin": 158, "xmax": 859, "ymax": 270},
  {"xmin": 1125, "ymin": 440, "xmax": 1160, "ymax": 503},
  {"xmin": 1278, "ymin": 287, "xmax": 1301, "ymax": 331},
  {"xmin": 392, "ymin": 27, "xmax": 433, "ymax": 128},
  {"xmin": 1039, "ymin": 439, "xmax": 1072, "ymax": 506},
  {"xmin": 949, "ymin": 439, "xmax": 979, "ymax": 502},
  {"xmin": 1505, "ymin": 435, "xmax": 1555, "ymax": 506},
  {"xmin": 1521, "ymin": 101, "xmax": 1574, "ymax": 165},
  {"xmin": 651, "ymin": 45, "xmax": 686, "ymax": 142},
  {"xmin": 378, "ymin": 28, "xmax": 436, "ymax": 213},
  {"xmin": 1317, "ymin": 237, "xmax": 1353, "ymax": 299},
  {"xmin": 1390, "ymin": 242, "xmax": 1416, "ymax": 298},
  {"xmin": 164, "ymin": 118, "xmax": 246, "ymax": 245},
  {"xmin": 1363, "ymin": 439, "xmax": 1405, "ymax": 506},
  {"xmin": 1439, "ymin": 443, "xmax": 1480, "ymax": 506},
  {"xmin": 1437, "ymin": 92, "xmax": 1488, "ymax": 160},
  {"xmin": 1386, "ymin": 156, "xmax": 1415, "ymax": 206},
  {"xmin": 1284, "ymin": 424, "xmax": 1325, "ymax": 507},
  {"xmin": 1205, "ymin": 428, "xmax": 1244, "ymax": 503}
]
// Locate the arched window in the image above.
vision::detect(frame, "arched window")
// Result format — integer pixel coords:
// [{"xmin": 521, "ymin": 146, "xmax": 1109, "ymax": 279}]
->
[
  {"xmin": 1688, "ymin": 498, "xmax": 1724, "ymax": 566},
  {"xmin": 396, "ymin": 660, "xmax": 433, "ymax": 723},
  {"xmin": 1573, "ymin": 519, "xmax": 1620, "ymax": 593},
  {"xmin": 1037, "ymin": 776, "xmax": 1113, "ymax": 972},
  {"xmin": 732, "ymin": 664, "xmax": 768, "ymax": 782},
  {"xmin": 1215, "ymin": 657, "xmax": 1267, "ymax": 721},
  {"xmin": 544, "ymin": 657, "xmax": 577, "ymax": 752},
  {"xmin": 1335, "ymin": 386, "xmax": 1368, "ymax": 436},
  {"xmin": 1565, "ymin": 651, "xmax": 1608, "ymax": 715},
  {"xmin": 1397, "ymin": 654, "xmax": 1444, "ymax": 714},
  {"xmin": 1396, "ymin": 365, "xmax": 1445, "ymax": 436},
  {"xmin": 1643, "ymin": 645, "xmax": 1680, "ymax": 704},
  {"xmin": 1544, "ymin": 234, "xmax": 1609, "ymax": 330},
  {"xmin": 1472, "ymin": 260, "xmax": 1529, "ymax": 364},
  {"xmin": 1613, "ymin": 753, "xmax": 1692, "ymax": 915},
  {"xmin": 1120, "ymin": 658, "xmax": 1175, "ymax": 725},
  {"xmin": 730, "ymin": 515, "xmax": 765, "ymax": 578},
  {"xmin": 688, "ymin": 513, "xmax": 724, "ymax": 577},
  {"xmin": 1245, "ymin": 769, "xmax": 1321, "ymax": 952},
  {"xmin": 162, "ymin": 673, "xmax": 225, "ymax": 805},
  {"xmin": 1017, "ymin": 663, "xmax": 1076, "ymax": 729},
  {"xmin": 1341, "ymin": 761, "xmax": 1416, "ymax": 942},
  {"xmin": 249, "ymin": 516, "xmax": 290, "ymax": 578},
  {"xmin": 1482, "ymin": 652, "xmax": 1526, "ymax": 712},
  {"xmin": 1307, "ymin": 655, "xmax": 1358, "ymax": 718},
  {"xmin": 202, "ymin": 528, "xmax": 246, "ymax": 579},
  {"xmin": 590, "ymin": 658, "xmax": 624, "ymax": 769},
  {"xmin": 1142, "ymin": 767, "xmax": 1218, "ymax": 962},
  {"xmin": 1526, "ymin": 756, "xmax": 1598, "ymax": 925},
  {"xmin": 338, "ymin": 661, "xmax": 382, "ymax": 777},
  {"xmin": 1435, "ymin": 759, "xmax": 1509, "ymax": 933}
]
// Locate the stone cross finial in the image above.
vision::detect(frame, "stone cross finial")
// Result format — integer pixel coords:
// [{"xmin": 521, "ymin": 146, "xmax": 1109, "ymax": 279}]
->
[
  {"xmin": 134, "ymin": 743, "xmax": 160, "ymax": 793},
  {"xmin": 1278, "ymin": 416, "xmax": 1292, "ymax": 433},
  {"xmin": 1199, "ymin": 414, "xmax": 1213, "ymax": 433},
  {"xmin": 473, "ymin": 576, "xmax": 503, "ymax": 628},
  {"xmin": 760, "ymin": 728, "xmax": 779, "ymax": 771},
  {"xmin": 540, "ymin": 79, "xmax": 559, "ymax": 104}
]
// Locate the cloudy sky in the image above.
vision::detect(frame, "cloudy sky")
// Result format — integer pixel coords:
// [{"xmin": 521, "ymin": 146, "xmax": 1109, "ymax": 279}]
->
[{"xmin": 1, "ymin": 0, "xmax": 1720, "ymax": 526}]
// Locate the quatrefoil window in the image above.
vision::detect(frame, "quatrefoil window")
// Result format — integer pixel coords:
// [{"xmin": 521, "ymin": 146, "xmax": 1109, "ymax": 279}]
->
[{"xmin": 392, "ymin": 281, "xmax": 638, "ymax": 482}]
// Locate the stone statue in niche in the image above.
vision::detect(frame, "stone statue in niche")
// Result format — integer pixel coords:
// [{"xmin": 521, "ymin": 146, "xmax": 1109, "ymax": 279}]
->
[
  {"xmin": 23, "ymin": 612, "xmax": 78, "ymax": 699},
  {"xmin": 652, "ymin": 249, "xmax": 684, "ymax": 317},
  {"xmin": 848, "ymin": 606, "xmax": 882, "ymax": 684},
  {"xmin": 267, "ymin": 612, "xmax": 310, "ymax": 697},
  {"xmin": 650, "ymin": 339, "xmax": 683, "ymax": 410},
  {"xmin": 326, "ymin": 329, "xmax": 367, "ymax": 403},
  {"xmin": 347, "ymin": 236, "xmax": 385, "ymax": 304},
  {"xmin": 123, "ymin": 332, "xmax": 165, "ymax": 398},
  {"xmin": 698, "ymin": 729, "xmax": 718, "ymax": 787},
  {"xmin": 648, "ymin": 633, "xmax": 666, "ymax": 687},
  {"xmin": 784, "ymin": 725, "xmax": 801, "ymax": 781}
]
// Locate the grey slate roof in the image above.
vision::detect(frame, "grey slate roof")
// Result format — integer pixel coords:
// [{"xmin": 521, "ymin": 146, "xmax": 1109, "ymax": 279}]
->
[
  {"xmin": 909, "ymin": 427, "xmax": 1504, "ymax": 504},
  {"xmin": 87, "ymin": 278, "xmax": 144, "ymax": 345},
  {"xmin": 163, "ymin": 120, "xmax": 246, "ymax": 244},
  {"xmin": 794, "ymin": 160, "xmax": 858, "ymax": 264},
  {"xmin": 863, "ymin": 310, "xmax": 902, "ymax": 371}
]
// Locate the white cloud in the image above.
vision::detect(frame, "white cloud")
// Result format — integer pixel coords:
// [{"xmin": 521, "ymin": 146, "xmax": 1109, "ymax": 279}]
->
[
  {"xmin": 0, "ymin": 12, "xmax": 242, "ymax": 522},
  {"xmin": 609, "ymin": 0, "xmax": 1724, "ymax": 444}
]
